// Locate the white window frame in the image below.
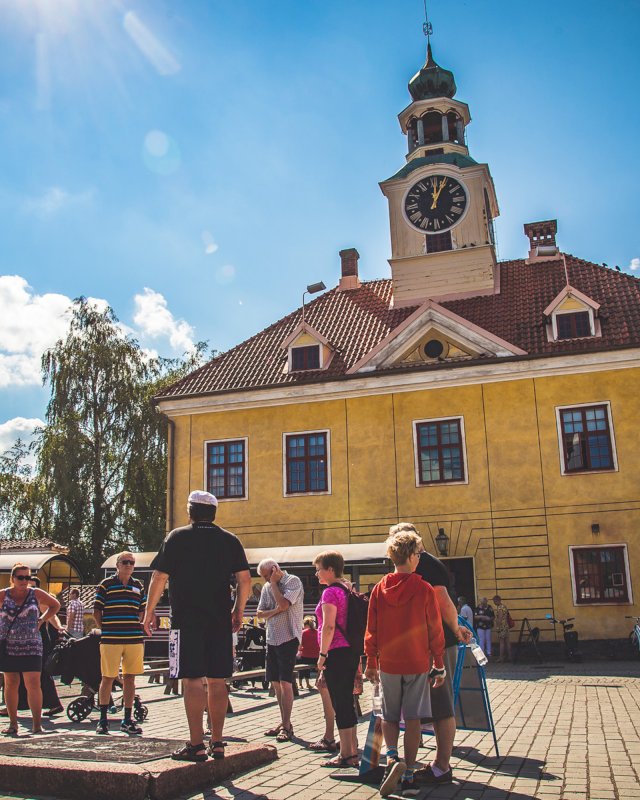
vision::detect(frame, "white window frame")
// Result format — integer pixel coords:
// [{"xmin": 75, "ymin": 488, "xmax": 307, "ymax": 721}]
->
[
  {"xmin": 203, "ymin": 437, "xmax": 249, "ymax": 502},
  {"xmin": 555, "ymin": 401, "xmax": 618, "ymax": 476},
  {"xmin": 569, "ymin": 543, "xmax": 633, "ymax": 606},
  {"xmin": 282, "ymin": 428, "xmax": 332, "ymax": 497},
  {"xmin": 412, "ymin": 415, "xmax": 469, "ymax": 488},
  {"xmin": 551, "ymin": 307, "xmax": 596, "ymax": 340}
]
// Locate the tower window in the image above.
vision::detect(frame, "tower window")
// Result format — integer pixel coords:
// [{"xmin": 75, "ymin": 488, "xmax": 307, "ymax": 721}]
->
[
  {"xmin": 423, "ymin": 111, "xmax": 443, "ymax": 144},
  {"xmin": 426, "ymin": 231, "xmax": 452, "ymax": 254},
  {"xmin": 447, "ymin": 111, "xmax": 462, "ymax": 143}
]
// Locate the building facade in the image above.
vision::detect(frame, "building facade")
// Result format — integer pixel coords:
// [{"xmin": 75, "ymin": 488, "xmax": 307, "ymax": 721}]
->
[{"xmin": 156, "ymin": 44, "xmax": 640, "ymax": 642}]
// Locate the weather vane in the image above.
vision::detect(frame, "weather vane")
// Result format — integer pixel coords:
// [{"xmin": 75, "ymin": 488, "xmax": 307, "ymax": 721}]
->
[{"xmin": 423, "ymin": 0, "xmax": 433, "ymax": 45}]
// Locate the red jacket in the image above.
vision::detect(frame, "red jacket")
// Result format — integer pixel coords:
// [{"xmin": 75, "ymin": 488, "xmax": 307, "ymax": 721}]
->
[{"xmin": 364, "ymin": 572, "xmax": 445, "ymax": 674}]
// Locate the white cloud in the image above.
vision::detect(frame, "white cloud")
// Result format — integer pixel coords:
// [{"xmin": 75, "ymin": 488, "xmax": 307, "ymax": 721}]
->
[
  {"xmin": 0, "ymin": 276, "xmax": 73, "ymax": 387},
  {"xmin": 629, "ymin": 258, "xmax": 640, "ymax": 271},
  {"xmin": 133, "ymin": 288, "xmax": 195, "ymax": 352},
  {"xmin": 23, "ymin": 186, "xmax": 94, "ymax": 216},
  {"xmin": 123, "ymin": 12, "xmax": 181, "ymax": 76},
  {"xmin": 0, "ymin": 417, "xmax": 44, "ymax": 461}
]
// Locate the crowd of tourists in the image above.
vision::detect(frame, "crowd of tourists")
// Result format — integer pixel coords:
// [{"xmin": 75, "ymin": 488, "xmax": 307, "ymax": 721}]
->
[{"xmin": 0, "ymin": 488, "xmax": 510, "ymax": 796}]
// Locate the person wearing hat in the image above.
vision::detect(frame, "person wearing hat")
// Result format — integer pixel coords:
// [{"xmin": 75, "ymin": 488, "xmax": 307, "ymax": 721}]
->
[{"xmin": 143, "ymin": 490, "xmax": 251, "ymax": 762}]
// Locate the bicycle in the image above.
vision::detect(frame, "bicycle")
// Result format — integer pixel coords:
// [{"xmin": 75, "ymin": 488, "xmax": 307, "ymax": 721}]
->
[{"xmin": 626, "ymin": 616, "xmax": 640, "ymax": 658}]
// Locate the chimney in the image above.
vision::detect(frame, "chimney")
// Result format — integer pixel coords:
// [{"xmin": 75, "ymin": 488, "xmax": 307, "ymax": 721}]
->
[
  {"xmin": 524, "ymin": 219, "xmax": 559, "ymax": 263},
  {"xmin": 338, "ymin": 248, "xmax": 361, "ymax": 291}
]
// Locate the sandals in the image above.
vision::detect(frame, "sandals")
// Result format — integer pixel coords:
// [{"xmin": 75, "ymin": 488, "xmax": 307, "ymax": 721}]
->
[
  {"xmin": 1, "ymin": 726, "xmax": 18, "ymax": 737},
  {"xmin": 322, "ymin": 753, "xmax": 359, "ymax": 768},
  {"xmin": 308, "ymin": 737, "xmax": 337, "ymax": 752},
  {"xmin": 264, "ymin": 724, "xmax": 282, "ymax": 736},
  {"xmin": 171, "ymin": 742, "xmax": 208, "ymax": 762},
  {"xmin": 207, "ymin": 740, "xmax": 226, "ymax": 760},
  {"xmin": 275, "ymin": 726, "xmax": 293, "ymax": 742}
]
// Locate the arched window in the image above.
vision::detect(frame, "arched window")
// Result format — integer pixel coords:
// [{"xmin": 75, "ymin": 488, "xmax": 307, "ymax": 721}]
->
[
  {"xmin": 447, "ymin": 112, "xmax": 462, "ymax": 143},
  {"xmin": 422, "ymin": 111, "xmax": 442, "ymax": 144}
]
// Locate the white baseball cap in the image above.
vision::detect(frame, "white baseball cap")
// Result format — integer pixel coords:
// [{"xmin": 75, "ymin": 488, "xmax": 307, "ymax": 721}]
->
[{"xmin": 187, "ymin": 490, "xmax": 218, "ymax": 507}]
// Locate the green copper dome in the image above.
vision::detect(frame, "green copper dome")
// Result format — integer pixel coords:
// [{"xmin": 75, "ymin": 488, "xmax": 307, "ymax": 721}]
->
[{"xmin": 408, "ymin": 43, "xmax": 457, "ymax": 101}]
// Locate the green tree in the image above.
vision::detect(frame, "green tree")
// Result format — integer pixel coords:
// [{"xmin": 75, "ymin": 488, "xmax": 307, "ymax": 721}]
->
[
  {"xmin": 0, "ymin": 438, "xmax": 52, "ymax": 540},
  {"xmin": 37, "ymin": 298, "xmax": 205, "ymax": 579}
]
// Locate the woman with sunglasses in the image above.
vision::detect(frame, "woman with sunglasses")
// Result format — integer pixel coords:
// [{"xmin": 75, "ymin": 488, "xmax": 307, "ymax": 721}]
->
[{"xmin": 0, "ymin": 563, "xmax": 61, "ymax": 735}]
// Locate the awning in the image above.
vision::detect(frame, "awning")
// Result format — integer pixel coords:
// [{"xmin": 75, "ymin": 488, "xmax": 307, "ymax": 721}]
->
[
  {"xmin": 102, "ymin": 541, "xmax": 389, "ymax": 571},
  {"xmin": 0, "ymin": 553, "xmax": 69, "ymax": 572}
]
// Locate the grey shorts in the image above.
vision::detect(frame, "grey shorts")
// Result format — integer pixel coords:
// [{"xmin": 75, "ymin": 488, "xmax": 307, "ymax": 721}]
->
[
  {"xmin": 380, "ymin": 671, "xmax": 431, "ymax": 722},
  {"xmin": 423, "ymin": 644, "xmax": 457, "ymax": 722}
]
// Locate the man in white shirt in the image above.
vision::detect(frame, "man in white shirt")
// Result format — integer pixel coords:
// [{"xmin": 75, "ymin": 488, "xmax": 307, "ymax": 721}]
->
[
  {"xmin": 458, "ymin": 596, "xmax": 474, "ymax": 629},
  {"xmin": 256, "ymin": 559, "xmax": 304, "ymax": 742}
]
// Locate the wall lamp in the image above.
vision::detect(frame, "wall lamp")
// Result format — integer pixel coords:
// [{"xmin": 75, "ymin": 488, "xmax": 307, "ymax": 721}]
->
[
  {"xmin": 435, "ymin": 527, "xmax": 449, "ymax": 558},
  {"xmin": 591, "ymin": 523, "xmax": 600, "ymax": 535},
  {"xmin": 302, "ymin": 281, "xmax": 326, "ymax": 326}
]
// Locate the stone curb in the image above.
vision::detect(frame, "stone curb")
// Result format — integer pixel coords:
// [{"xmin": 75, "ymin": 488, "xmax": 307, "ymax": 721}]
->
[{"xmin": 0, "ymin": 743, "xmax": 278, "ymax": 800}]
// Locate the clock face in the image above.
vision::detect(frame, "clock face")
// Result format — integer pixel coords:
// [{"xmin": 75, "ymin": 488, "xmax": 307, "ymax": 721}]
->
[{"xmin": 403, "ymin": 175, "xmax": 468, "ymax": 234}]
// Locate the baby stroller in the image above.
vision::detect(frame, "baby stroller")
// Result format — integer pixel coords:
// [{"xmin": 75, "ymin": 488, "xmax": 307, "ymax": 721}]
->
[
  {"xmin": 234, "ymin": 623, "xmax": 268, "ymax": 689},
  {"xmin": 46, "ymin": 632, "xmax": 148, "ymax": 723}
]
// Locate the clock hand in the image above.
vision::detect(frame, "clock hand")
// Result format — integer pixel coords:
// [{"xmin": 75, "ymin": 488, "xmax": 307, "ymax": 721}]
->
[{"xmin": 430, "ymin": 178, "xmax": 447, "ymax": 210}]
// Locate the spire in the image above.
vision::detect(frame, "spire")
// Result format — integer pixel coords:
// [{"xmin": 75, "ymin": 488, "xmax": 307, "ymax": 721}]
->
[{"xmin": 408, "ymin": 42, "xmax": 457, "ymax": 101}]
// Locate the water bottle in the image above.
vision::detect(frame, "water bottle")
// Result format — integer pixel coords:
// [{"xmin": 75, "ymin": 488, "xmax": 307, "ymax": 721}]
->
[
  {"xmin": 469, "ymin": 637, "xmax": 488, "ymax": 666},
  {"xmin": 372, "ymin": 682, "xmax": 383, "ymax": 715}
]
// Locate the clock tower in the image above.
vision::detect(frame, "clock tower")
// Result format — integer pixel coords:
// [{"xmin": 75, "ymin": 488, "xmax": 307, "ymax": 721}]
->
[{"xmin": 380, "ymin": 42, "xmax": 499, "ymax": 306}]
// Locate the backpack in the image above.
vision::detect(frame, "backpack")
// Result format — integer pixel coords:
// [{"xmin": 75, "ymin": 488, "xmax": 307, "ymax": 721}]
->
[{"xmin": 330, "ymin": 583, "xmax": 369, "ymax": 656}]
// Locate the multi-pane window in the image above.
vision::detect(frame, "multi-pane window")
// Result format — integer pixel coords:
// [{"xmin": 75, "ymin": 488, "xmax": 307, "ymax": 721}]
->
[
  {"xmin": 285, "ymin": 432, "xmax": 328, "ymax": 494},
  {"xmin": 560, "ymin": 405, "xmax": 614, "ymax": 473},
  {"xmin": 206, "ymin": 440, "xmax": 246, "ymax": 499},
  {"xmin": 557, "ymin": 311, "xmax": 591, "ymax": 339},
  {"xmin": 416, "ymin": 419, "xmax": 465, "ymax": 484},
  {"xmin": 572, "ymin": 546, "xmax": 630, "ymax": 604},
  {"xmin": 426, "ymin": 231, "xmax": 452, "ymax": 254},
  {"xmin": 291, "ymin": 345, "xmax": 320, "ymax": 371}
]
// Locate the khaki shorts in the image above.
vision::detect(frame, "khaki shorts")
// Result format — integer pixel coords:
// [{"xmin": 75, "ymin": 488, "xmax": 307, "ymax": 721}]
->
[{"xmin": 100, "ymin": 643, "xmax": 144, "ymax": 678}]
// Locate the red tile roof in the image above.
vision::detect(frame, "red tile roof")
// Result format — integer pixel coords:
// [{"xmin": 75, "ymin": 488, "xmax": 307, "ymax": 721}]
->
[
  {"xmin": 157, "ymin": 254, "xmax": 640, "ymax": 400},
  {"xmin": 0, "ymin": 538, "xmax": 69, "ymax": 553}
]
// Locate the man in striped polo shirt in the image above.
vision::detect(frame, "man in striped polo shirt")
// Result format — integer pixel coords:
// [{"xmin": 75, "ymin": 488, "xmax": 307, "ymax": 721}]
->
[{"xmin": 93, "ymin": 551, "xmax": 147, "ymax": 735}]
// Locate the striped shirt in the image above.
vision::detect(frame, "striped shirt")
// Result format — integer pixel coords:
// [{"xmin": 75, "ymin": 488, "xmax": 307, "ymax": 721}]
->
[{"xmin": 94, "ymin": 576, "xmax": 147, "ymax": 645}]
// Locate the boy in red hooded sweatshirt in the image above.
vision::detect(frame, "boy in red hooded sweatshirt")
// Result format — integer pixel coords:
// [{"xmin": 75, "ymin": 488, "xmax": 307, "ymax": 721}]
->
[{"xmin": 365, "ymin": 527, "xmax": 445, "ymax": 797}]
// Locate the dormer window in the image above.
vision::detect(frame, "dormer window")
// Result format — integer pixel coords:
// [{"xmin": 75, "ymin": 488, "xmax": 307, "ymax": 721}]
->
[
  {"xmin": 556, "ymin": 311, "xmax": 591, "ymax": 340},
  {"xmin": 543, "ymin": 285, "xmax": 601, "ymax": 343},
  {"xmin": 281, "ymin": 322, "xmax": 334, "ymax": 374},
  {"xmin": 291, "ymin": 345, "xmax": 320, "ymax": 371}
]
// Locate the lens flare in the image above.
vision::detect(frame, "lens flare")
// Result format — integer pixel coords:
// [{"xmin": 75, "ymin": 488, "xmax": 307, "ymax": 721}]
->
[{"xmin": 143, "ymin": 130, "xmax": 181, "ymax": 175}]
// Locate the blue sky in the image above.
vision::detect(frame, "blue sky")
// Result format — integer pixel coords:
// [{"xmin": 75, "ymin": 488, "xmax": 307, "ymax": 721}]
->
[{"xmin": 0, "ymin": 0, "xmax": 639, "ymax": 450}]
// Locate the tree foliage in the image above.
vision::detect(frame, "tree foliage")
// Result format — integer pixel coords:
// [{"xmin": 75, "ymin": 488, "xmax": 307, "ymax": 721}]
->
[
  {"xmin": 0, "ymin": 439, "xmax": 52, "ymax": 540},
  {"xmin": 0, "ymin": 298, "xmax": 206, "ymax": 580}
]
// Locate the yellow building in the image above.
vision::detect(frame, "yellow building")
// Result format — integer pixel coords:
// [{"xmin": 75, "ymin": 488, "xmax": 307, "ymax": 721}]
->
[{"xmin": 156, "ymin": 45, "xmax": 640, "ymax": 643}]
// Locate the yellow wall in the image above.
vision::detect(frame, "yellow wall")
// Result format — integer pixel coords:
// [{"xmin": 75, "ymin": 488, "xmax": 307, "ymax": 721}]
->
[{"xmin": 167, "ymin": 366, "xmax": 640, "ymax": 640}]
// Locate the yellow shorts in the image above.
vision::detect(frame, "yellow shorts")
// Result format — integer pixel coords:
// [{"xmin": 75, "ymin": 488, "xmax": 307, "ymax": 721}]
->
[{"xmin": 100, "ymin": 643, "xmax": 144, "ymax": 678}]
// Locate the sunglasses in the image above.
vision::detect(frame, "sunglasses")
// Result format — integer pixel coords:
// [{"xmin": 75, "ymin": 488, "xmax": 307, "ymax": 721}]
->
[
  {"xmin": 14, "ymin": 575, "xmax": 31, "ymax": 581},
  {"xmin": 119, "ymin": 560, "xmax": 136, "ymax": 566}
]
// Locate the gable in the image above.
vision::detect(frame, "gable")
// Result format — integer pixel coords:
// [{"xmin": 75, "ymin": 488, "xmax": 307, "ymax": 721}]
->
[{"xmin": 347, "ymin": 300, "xmax": 526, "ymax": 374}]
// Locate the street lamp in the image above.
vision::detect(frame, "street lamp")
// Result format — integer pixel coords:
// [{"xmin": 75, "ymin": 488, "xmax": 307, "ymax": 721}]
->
[
  {"xmin": 435, "ymin": 528, "xmax": 449, "ymax": 558},
  {"xmin": 302, "ymin": 281, "xmax": 326, "ymax": 326}
]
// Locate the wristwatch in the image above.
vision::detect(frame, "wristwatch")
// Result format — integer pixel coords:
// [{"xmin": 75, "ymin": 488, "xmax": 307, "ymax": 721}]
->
[{"xmin": 319, "ymin": 652, "xmax": 328, "ymax": 658}]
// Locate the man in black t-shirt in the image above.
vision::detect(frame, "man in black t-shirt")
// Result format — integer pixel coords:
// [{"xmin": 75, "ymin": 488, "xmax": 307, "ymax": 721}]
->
[
  {"xmin": 392, "ymin": 523, "xmax": 471, "ymax": 785},
  {"xmin": 143, "ymin": 490, "xmax": 251, "ymax": 763}
]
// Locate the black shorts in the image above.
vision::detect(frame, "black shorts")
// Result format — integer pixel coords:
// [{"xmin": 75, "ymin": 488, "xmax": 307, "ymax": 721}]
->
[
  {"xmin": 265, "ymin": 638, "xmax": 299, "ymax": 683},
  {"xmin": 169, "ymin": 624, "xmax": 232, "ymax": 679},
  {"xmin": 0, "ymin": 654, "xmax": 42, "ymax": 673}
]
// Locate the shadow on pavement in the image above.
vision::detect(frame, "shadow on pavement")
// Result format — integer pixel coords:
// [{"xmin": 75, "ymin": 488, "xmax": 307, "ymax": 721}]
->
[
  {"xmin": 418, "ymin": 780, "xmax": 544, "ymax": 800},
  {"xmin": 201, "ymin": 783, "xmax": 267, "ymax": 799}
]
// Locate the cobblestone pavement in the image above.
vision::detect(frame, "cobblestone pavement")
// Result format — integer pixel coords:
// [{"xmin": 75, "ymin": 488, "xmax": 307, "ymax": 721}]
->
[{"xmin": 1, "ymin": 660, "xmax": 639, "ymax": 800}]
